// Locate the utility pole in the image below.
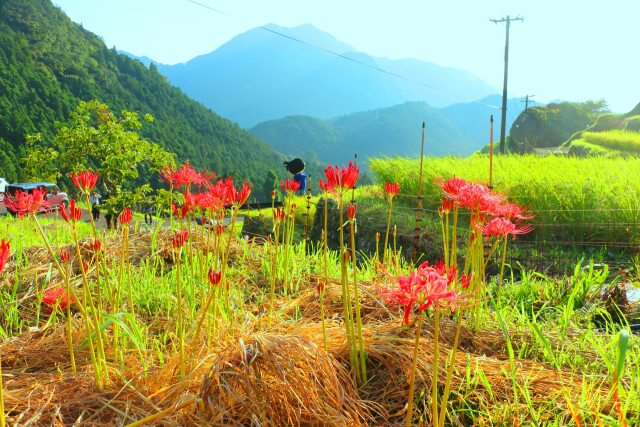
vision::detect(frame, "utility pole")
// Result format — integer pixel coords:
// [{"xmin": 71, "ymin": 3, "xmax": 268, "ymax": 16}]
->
[
  {"xmin": 520, "ymin": 94, "xmax": 534, "ymax": 151},
  {"xmin": 490, "ymin": 15, "xmax": 523, "ymax": 154}
]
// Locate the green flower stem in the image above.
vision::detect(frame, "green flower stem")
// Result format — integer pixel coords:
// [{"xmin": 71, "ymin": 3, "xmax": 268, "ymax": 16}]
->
[
  {"xmin": 350, "ymin": 219, "xmax": 367, "ymax": 385},
  {"xmin": 175, "ymin": 248, "xmax": 185, "ymax": 377},
  {"xmin": 268, "ymin": 220, "xmax": 281, "ymax": 327},
  {"xmin": 431, "ymin": 309, "xmax": 441, "ymax": 427},
  {"xmin": 383, "ymin": 199, "xmax": 393, "ymax": 266},
  {"xmin": 338, "ymin": 195, "xmax": 357, "ymax": 375},
  {"xmin": 321, "ymin": 195, "xmax": 329, "ymax": 351},
  {"xmin": 0, "ymin": 354, "xmax": 5, "ymax": 427},
  {"xmin": 73, "ymin": 227, "xmax": 108, "ymax": 388},
  {"xmin": 438, "ymin": 311, "xmax": 463, "ymax": 427},
  {"xmin": 63, "ymin": 264, "xmax": 76, "ymax": 374},
  {"xmin": 405, "ymin": 311, "xmax": 423, "ymax": 427},
  {"xmin": 497, "ymin": 235, "xmax": 509, "ymax": 304}
]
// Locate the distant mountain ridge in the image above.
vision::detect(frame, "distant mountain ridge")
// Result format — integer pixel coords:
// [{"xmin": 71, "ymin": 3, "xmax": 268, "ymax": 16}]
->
[
  {"xmin": 249, "ymin": 97, "xmax": 529, "ymax": 166},
  {"xmin": 251, "ymin": 102, "xmax": 480, "ymax": 167},
  {"xmin": 148, "ymin": 24, "xmax": 498, "ymax": 127}
]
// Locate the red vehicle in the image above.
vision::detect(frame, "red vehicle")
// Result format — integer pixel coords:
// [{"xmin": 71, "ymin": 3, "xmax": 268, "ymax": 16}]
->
[{"xmin": 4, "ymin": 182, "xmax": 69, "ymax": 216}]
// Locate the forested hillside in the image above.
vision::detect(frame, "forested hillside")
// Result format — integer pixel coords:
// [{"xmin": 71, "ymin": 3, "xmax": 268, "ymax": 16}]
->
[
  {"xmin": 250, "ymin": 102, "xmax": 478, "ymax": 166},
  {"xmin": 0, "ymin": 0, "xmax": 281, "ymax": 183}
]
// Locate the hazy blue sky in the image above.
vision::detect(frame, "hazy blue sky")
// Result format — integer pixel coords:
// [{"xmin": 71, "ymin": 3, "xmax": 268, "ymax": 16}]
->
[{"xmin": 54, "ymin": 0, "xmax": 638, "ymax": 113}]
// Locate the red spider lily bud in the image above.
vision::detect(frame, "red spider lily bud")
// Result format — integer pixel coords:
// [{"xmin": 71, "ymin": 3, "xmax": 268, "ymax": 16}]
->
[
  {"xmin": 215, "ymin": 223, "xmax": 227, "ymax": 235},
  {"xmin": 384, "ymin": 182, "xmax": 400, "ymax": 198},
  {"xmin": 71, "ymin": 170, "xmax": 98, "ymax": 193},
  {"xmin": 0, "ymin": 239, "xmax": 10, "ymax": 274},
  {"xmin": 439, "ymin": 198, "xmax": 454, "ymax": 215},
  {"xmin": 173, "ymin": 229, "xmax": 189, "ymax": 248},
  {"xmin": 376, "ymin": 232, "xmax": 380, "ymax": 242},
  {"xmin": 346, "ymin": 202, "xmax": 357, "ymax": 220},
  {"xmin": 82, "ymin": 261, "xmax": 89, "ymax": 273},
  {"xmin": 60, "ymin": 249, "xmax": 70, "ymax": 263},
  {"xmin": 393, "ymin": 225, "xmax": 397, "ymax": 237},
  {"xmin": 318, "ymin": 179, "xmax": 334, "ymax": 194},
  {"xmin": 460, "ymin": 273, "xmax": 472, "ymax": 289},
  {"xmin": 271, "ymin": 190, "xmax": 277, "ymax": 199},
  {"xmin": 60, "ymin": 199, "xmax": 82, "ymax": 223},
  {"xmin": 280, "ymin": 178, "xmax": 300, "ymax": 194},
  {"xmin": 119, "ymin": 207, "xmax": 133, "ymax": 225},
  {"xmin": 289, "ymin": 203, "xmax": 297, "ymax": 215},
  {"xmin": 208, "ymin": 268, "xmax": 222, "ymax": 286},
  {"xmin": 89, "ymin": 239, "xmax": 102, "ymax": 252},
  {"xmin": 273, "ymin": 207, "xmax": 286, "ymax": 223},
  {"xmin": 171, "ymin": 202, "xmax": 189, "ymax": 220},
  {"xmin": 316, "ymin": 280, "xmax": 325, "ymax": 294},
  {"xmin": 42, "ymin": 287, "xmax": 74, "ymax": 313}
]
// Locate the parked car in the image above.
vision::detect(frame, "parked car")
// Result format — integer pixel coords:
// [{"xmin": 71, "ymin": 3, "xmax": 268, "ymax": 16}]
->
[{"xmin": 4, "ymin": 182, "xmax": 69, "ymax": 216}]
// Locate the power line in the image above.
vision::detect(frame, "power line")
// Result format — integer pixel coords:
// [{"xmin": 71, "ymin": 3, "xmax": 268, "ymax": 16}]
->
[{"xmin": 183, "ymin": 0, "xmax": 502, "ymax": 110}]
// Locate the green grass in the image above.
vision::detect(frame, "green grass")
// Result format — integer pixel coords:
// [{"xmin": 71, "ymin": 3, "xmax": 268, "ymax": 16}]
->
[
  {"xmin": 580, "ymin": 130, "xmax": 640, "ymax": 153},
  {"xmin": 369, "ymin": 155, "xmax": 640, "ymax": 246}
]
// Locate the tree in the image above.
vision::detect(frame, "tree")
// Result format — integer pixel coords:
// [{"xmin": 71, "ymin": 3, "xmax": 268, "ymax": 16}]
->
[{"xmin": 23, "ymin": 100, "xmax": 175, "ymax": 212}]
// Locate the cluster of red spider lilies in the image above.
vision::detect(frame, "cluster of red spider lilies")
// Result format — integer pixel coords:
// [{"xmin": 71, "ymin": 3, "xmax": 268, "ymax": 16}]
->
[{"xmin": 0, "ymin": 160, "xmax": 535, "ymax": 427}]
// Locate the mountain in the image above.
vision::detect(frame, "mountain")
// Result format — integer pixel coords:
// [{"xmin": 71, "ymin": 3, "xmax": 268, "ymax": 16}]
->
[
  {"xmin": 155, "ymin": 24, "xmax": 497, "ymax": 128},
  {"xmin": 440, "ymin": 95, "xmax": 533, "ymax": 146},
  {"xmin": 0, "ymin": 0, "xmax": 281, "ymax": 184},
  {"xmin": 250, "ymin": 102, "xmax": 479, "ymax": 167}
]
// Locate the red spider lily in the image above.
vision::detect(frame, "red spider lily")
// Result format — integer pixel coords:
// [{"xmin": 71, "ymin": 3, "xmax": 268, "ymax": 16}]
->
[
  {"xmin": 384, "ymin": 182, "xmax": 400, "ymax": 198},
  {"xmin": 60, "ymin": 199, "xmax": 82, "ymax": 223},
  {"xmin": 60, "ymin": 249, "xmax": 70, "ymax": 263},
  {"xmin": 0, "ymin": 239, "xmax": 9, "ymax": 274},
  {"xmin": 378, "ymin": 264, "xmax": 460, "ymax": 325},
  {"xmin": 171, "ymin": 202, "xmax": 189, "ymax": 220},
  {"xmin": 280, "ymin": 178, "xmax": 300, "ymax": 194},
  {"xmin": 42, "ymin": 287, "xmax": 74, "ymax": 313},
  {"xmin": 273, "ymin": 207, "xmax": 286, "ymax": 223},
  {"xmin": 82, "ymin": 261, "xmax": 89, "ymax": 273},
  {"xmin": 196, "ymin": 191, "xmax": 225, "ymax": 212},
  {"xmin": 89, "ymin": 239, "xmax": 102, "ymax": 252},
  {"xmin": 119, "ymin": 207, "xmax": 133, "ymax": 225},
  {"xmin": 208, "ymin": 268, "xmax": 222, "ymax": 286},
  {"xmin": 161, "ymin": 161, "xmax": 214, "ymax": 190},
  {"xmin": 483, "ymin": 217, "xmax": 534, "ymax": 239},
  {"xmin": 439, "ymin": 198, "xmax": 454, "ymax": 215},
  {"xmin": 347, "ymin": 202, "xmax": 357, "ymax": 220},
  {"xmin": 456, "ymin": 183, "xmax": 504, "ymax": 213},
  {"xmin": 3, "ymin": 188, "xmax": 50, "ymax": 219},
  {"xmin": 436, "ymin": 176, "xmax": 469, "ymax": 200},
  {"xmin": 173, "ymin": 229, "xmax": 189, "ymax": 248},
  {"xmin": 228, "ymin": 181, "xmax": 252, "ymax": 207},
  {"xmin": 71, "ymin": 170, "xmax": 98, "ymax": 193},
  {"xmin": 492, "ymin": 202, "xmax": 534, "ymax": 220},
  {"xmin": 324, "ymin": 162, "xmax": 359, "ymax": 192}
]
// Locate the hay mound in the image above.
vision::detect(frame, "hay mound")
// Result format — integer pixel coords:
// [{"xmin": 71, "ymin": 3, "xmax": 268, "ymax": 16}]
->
[{"xmin": 199, "ymin": 334, "xmax": 371, "ymax": 425}]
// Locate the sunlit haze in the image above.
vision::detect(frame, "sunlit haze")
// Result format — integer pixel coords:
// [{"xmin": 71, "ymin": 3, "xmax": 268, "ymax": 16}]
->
[{"xmin": 54, "ymin": 0, "xmax": 639, "ymax": 113}]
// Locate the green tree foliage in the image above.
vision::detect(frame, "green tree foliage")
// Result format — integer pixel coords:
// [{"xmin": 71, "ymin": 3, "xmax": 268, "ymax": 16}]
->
[
  {"xmin": 0, "ymin": 0, "xmax": 282, "ymax": 184},
  {"xmin": 23, "ymin": 100, "xmax": 174, "ymax": 211},
  {"xmin": 508, "ymin": 101, "xmax": 607, "ymax": 152}
]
